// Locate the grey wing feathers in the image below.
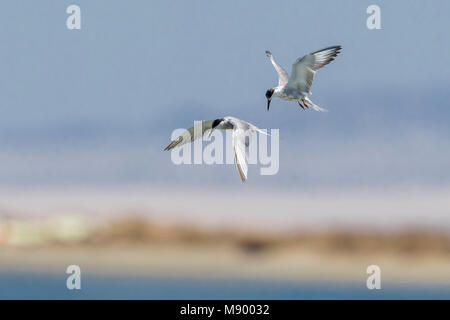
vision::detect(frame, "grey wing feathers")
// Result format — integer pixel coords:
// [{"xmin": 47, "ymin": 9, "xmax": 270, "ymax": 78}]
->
[
  {"xmin": 234, "ymin": 151, "xmax": 247, "ymax": 183},
  {"xmin": 306, "ymin": 45, "xmax": 342, "ymax": 70},
  {"xmin": 232, "ymin": 129, "xmax": 248, "ymax": 183},
  {"xmin": 288, "ymin": 45, "xmax": 341, "ymax": 94},
  {"xmin": 265, "ymin": 50, "xmax": 289, "ymax": 87},
  {"xmin": 164, "ymin": 120, "xmax": 214, "ymax": 151}
]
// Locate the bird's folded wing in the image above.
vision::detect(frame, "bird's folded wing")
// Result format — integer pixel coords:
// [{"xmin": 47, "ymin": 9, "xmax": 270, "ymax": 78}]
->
[
  {"xmin": 164, "ymin": 120, "xmax": 214, "ymax": 150},
  {"xmin": 287, "ymin": 45, "xmax": 341, "ymax": 94},
  {"xmin": 266, "ymin": 51, "xmax": 289, "ymax": 87},
  {"xmin": 232, "ymin": 129, "xmax": 248, "ymax": 183}
]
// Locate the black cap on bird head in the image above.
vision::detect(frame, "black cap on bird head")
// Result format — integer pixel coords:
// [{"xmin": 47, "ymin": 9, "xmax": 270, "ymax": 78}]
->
[
  {"xmin": 209, "ymin": 118, "xmax": 224, "ymax": 138},
  {"xmin": 212, "ymin": 118, "xmax": 224, "ymax": 129},
  {"xmin": 265, "ymin": 88, "xmax": 274, "ymax": 111}
]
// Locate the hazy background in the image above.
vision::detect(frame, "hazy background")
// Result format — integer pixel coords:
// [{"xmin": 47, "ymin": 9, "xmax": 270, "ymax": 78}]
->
[{"xmin": 0, "ymin": 0, "xmax": 450, "ymax": 299}]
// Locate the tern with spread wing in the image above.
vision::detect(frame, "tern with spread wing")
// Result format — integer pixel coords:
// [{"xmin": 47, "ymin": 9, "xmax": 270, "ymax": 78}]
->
[
  {"xmin": 164, "ymin": 116, "xmax": 266, "ymax": 183},
  {"xmin": 265, "ymin": 45, "xmax": 342, "ymax": 111}
]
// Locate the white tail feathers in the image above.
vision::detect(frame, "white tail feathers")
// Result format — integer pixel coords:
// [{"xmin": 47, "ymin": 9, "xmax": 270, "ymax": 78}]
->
[
  {"xmin": 255, "ymin": 128, "xmax": 270, "ymax": 136},
  {"xmin": 304, "ymin": 97, "xmax": 327, "ymax": 112}
]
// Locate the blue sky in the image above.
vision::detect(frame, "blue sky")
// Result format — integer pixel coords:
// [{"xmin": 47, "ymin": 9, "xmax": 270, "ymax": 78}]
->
[{"xmin": 0, "ymin": 0, "xmax": 449, "ymax": 188}]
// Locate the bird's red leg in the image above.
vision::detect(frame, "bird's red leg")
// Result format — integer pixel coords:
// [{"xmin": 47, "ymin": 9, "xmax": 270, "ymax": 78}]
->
[
  {"xmin": 298, "ymin": 101, "xmax": 305, "ymax": 110},
  {"xmin": 302, "ymin": 99, "xmax": 309, "ymax": 108}
]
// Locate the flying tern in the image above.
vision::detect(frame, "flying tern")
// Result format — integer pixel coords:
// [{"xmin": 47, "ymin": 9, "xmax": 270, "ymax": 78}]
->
[
  {"xmin": 164, "ymin": 116, "xmax": 266, "ymax": 183},
  {"xmin": 265, "ymin": 45, "xmax": 342, "ymax": 111}
]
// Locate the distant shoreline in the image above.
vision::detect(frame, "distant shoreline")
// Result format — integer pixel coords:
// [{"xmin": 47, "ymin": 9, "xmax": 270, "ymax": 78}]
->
[
  {"xmin": 1, "ymin": 214, "xmax": 450, "ymax": 285},
  {"xmin": 1, "ymin": 188, "xmax": 450, "ymax": 285}
]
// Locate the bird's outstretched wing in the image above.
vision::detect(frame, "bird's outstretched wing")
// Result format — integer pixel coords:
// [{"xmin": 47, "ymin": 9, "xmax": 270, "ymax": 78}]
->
[
  {"xmin": 232, "ymin": 128, "xmax": 248, "ymax": 183},
  {"xmin": 164, "ymin": 120, "xmax": 214, "ymax": 150},
  {"xmin": 265, "ymin": 51, "xmax": 289, "ymax": 87},
  {"xmin": 225, "ymin": 117, "xmax": 263, "ymax": 183},
  {"xmin": 287, "ymin": 45, "xmax": 342, "ymax": 94}
]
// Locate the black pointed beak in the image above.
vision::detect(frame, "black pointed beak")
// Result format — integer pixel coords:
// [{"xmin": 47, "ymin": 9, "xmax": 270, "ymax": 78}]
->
[{"xmin": 267, "ymin": 99, "xmax": 271, "ymax": 111}]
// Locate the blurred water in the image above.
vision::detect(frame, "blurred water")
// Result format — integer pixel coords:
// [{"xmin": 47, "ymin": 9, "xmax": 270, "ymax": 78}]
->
[{"xmin": 1, "ymin": 272, "xmax": 449, "ymax": 299}]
